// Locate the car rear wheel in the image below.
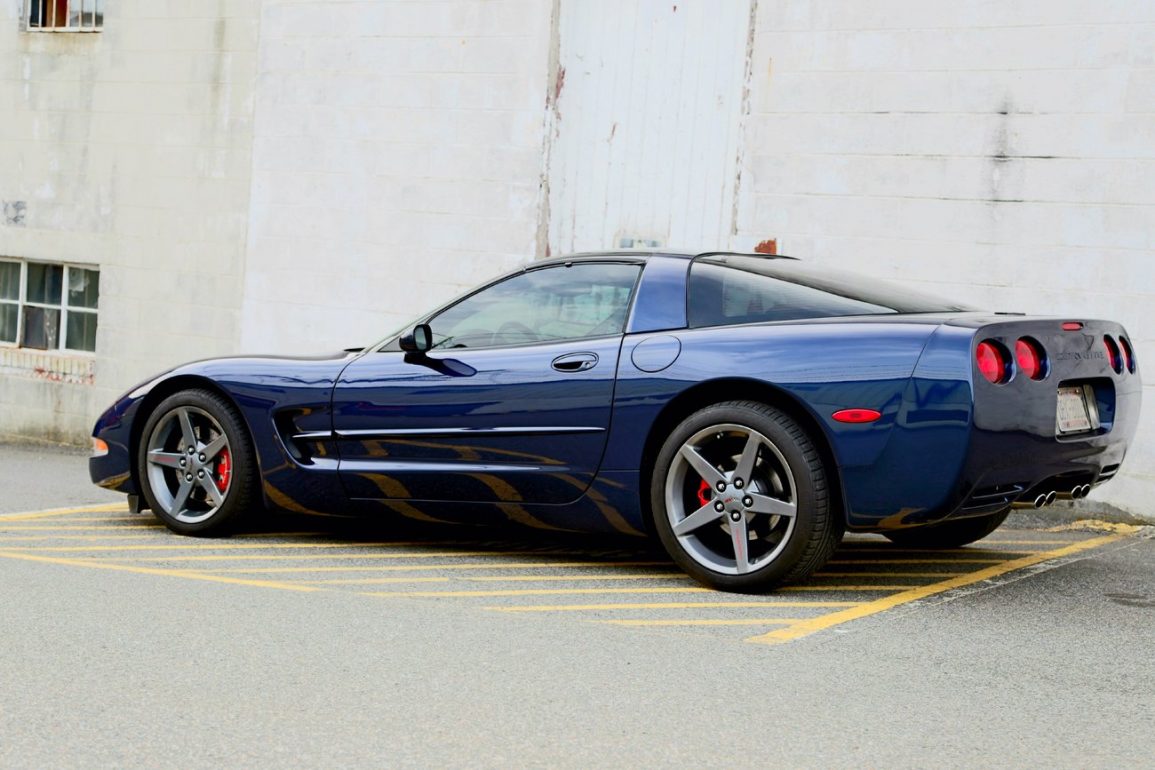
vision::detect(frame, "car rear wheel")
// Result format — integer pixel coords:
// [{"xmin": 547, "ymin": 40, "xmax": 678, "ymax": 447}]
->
[
  {"xmin": 650, "ymin": 401, "xmax": 841, "ymax": 593},
  {"xmin": 137, "ymin": 389, "xmax": 257, "ymax": 536},
  {"xmin": 882, "ymin": 510, "xmax": 1009, "ymax": 549}
]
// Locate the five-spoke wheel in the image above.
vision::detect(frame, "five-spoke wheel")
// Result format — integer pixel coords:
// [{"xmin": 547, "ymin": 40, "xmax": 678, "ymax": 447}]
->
[
  {"xmin": 651, "ymin": 401, "xmax": 841, "ymax": 592},
  {"xmin": 137, "ymin": 389, "xmax": 256, "ymax": 535}
]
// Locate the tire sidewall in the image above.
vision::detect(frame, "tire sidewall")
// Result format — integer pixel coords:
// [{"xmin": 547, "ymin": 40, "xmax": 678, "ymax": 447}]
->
[
  {"xmin": 137, "ymin": 389, "xmax": 253, "ymax": 536},
  {"xmin": 650, "ymin": 402, "xmax": 828, "ymax": 592}
]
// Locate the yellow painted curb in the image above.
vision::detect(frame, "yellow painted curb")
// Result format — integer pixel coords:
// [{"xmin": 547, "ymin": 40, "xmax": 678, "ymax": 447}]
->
[{"xmin": 1045, "ymin": 519, "xmax": 1140, "ymax": 534}]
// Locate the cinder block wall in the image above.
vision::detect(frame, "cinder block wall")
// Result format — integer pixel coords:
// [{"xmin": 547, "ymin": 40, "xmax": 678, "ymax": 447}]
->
[
  {"xmin": 0, "ymin": 0, "xmax": 262, "ymax": 442},
  {"xmin": 239, "ymin": 0, "xmax": 555, "ymax": 352},
  {"xmin": 734, "ymin": 0, "xmax": 1155, "ymax": 516}
]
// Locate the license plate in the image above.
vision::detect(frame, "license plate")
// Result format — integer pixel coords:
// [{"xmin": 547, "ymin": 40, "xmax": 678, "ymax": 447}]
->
[{"xmin": 1056, "ymin": 385, "xmax": 1097, "ymax": 434}]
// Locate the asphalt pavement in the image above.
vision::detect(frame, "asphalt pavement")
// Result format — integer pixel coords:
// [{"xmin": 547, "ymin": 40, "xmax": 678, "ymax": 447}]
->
[{"xmin": 1, "ymin": 441, "xmax": 1152, "ymax": 768}]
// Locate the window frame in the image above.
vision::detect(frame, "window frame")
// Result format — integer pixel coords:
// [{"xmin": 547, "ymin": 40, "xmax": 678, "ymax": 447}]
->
[
  {"xmin": 0, "ymin": 258, "xmax": 100, "ymax": 356},
  {"xmin": 24, "ymin": 0, "xmax": 104, "ymax": 33}
]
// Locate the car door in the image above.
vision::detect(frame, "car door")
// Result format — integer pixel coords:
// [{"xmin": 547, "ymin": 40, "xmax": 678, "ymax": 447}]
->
[{"xmin": 332, "ymin": 261, "xmax": 642, "ymax": 505}]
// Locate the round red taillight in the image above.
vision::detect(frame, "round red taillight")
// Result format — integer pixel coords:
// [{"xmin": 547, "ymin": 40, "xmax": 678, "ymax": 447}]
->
[
  {"xmin": 1015, "ymin": 337, "xmax": 1046, "ymax": 381},
  {"xmin": 1103, "ymin": 336, "xmax": 1123, "ymax": 374},
  {"xmin": 1119, "ymin": 337, "xmax": 1135, "ymax": 374},
  {"xmin": 976, "ymin": 341, "xmax": 1009, "ymax": 384}
]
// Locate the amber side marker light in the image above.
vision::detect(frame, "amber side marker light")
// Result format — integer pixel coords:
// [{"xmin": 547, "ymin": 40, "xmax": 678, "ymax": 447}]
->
[
  {"xmin": 832, "ymin": 409, "xmax": 882, "ymax": 424},
  {"xmin": 92, "ymin": 438, "xmax": 109, "ymax": 457}
]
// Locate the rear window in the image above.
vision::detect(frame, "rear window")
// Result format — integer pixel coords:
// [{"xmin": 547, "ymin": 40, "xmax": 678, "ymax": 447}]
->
[{"xmin": 687, "ymin": 255, "xmax": 972, "ymax": 328}]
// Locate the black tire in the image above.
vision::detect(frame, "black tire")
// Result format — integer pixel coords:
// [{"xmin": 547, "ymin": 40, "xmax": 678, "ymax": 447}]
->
[
  {"xmin": 136, "ymin": 389, "xmax": 258, "ymax": 536},
  {"xmin": 650, "ymin": 400, "xmax": 842, "ymax": 593},
  {"xmin": 882, "ymin": 510, "xmax": 1010, "ymax": 548}
]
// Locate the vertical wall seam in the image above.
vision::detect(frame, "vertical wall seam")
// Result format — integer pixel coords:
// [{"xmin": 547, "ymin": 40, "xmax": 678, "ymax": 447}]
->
[
  {"xmin": 729, "ymin": 0, "xmax": 758, "ymax": 241},
  {"xmin": 235, "ymin": 0, "xmax": 265, "ymax": 351},
  {"xmin": 535, "ymin": 0, "xmax": 563, "ymax": 259}
]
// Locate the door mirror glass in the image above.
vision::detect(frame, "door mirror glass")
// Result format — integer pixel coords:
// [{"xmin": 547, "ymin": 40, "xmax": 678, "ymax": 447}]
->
[{"xmin": 400, "ymin": 323, "xmax": 432, "ymax": 353}]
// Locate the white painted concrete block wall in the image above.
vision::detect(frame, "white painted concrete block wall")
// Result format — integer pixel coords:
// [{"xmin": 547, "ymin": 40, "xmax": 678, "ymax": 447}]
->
[
  {"xmin": 240, "ymin": 0, "xmax": 554, "ymax": 353},
  {"xmin": 0, "ymin": 0, "xmax": 261, "ymax": 441},
  {"xmin": 734, "ymin": 0, "xmax": 1155, "ymax": 514}
]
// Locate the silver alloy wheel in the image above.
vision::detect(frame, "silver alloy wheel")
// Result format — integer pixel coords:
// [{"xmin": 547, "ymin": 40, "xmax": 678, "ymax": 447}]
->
[
  {"xmin": 664, "ymin": 422, "xmax": 798, "ymax": 575},
  {"xmin": 144, "ymin": 405, "xmax": 233, "ymax": 524}
]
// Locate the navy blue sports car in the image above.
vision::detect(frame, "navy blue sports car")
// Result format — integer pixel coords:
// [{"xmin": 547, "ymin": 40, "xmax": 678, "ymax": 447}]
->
[{"xmin": 90, "ymin": 252, "xmax": 1141, "ymax": 591}]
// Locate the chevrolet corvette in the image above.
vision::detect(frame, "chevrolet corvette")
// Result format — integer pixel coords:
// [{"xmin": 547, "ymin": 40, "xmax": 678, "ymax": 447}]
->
[{"xmin": 90, "ymin": 251, "xmax": 1141, "ymax": 591}]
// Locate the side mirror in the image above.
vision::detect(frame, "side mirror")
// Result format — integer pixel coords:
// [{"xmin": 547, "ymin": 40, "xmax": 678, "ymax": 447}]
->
[{"xmin": 399, "ymin": 323, "xmax": 432, "ymax": 353}]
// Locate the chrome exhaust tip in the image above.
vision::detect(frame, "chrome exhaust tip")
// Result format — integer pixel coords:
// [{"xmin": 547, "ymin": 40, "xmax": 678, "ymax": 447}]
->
[
  {"xmin": 1033, "ymin": 494, "xmax": 1048, "ymax": 508},
  {"xmin": 1079, "ymin": 484, "xmax": 1092, "ymax": 498},
  {"xmin": 1045, "ymin": 490, "xmax": 1057, "ymax": 506}
]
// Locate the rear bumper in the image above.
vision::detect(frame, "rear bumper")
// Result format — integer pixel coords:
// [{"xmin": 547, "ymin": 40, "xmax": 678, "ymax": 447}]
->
[{"xmin": 947, "ymin": 424, "xmax": 1133, "ymax": 519}]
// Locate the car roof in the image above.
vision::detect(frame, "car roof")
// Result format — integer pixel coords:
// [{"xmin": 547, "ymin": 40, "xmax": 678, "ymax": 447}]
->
[{"xmin": 534, "ymin": 250, "xmax": 798, "ymax": 267}]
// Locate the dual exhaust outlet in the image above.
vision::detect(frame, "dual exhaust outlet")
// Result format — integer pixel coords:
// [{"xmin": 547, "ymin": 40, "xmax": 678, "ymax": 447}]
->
[{"xmin": 1020, "ymin": 484, "xmax": 1093, "ymax": 509}]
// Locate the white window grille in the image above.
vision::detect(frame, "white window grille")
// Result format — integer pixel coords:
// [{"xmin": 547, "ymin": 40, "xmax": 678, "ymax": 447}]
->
[
  {"xmin": 26, "ymin": 0, "xmax": 104, "ymax": 32},
  {"xmin": 0, "ymin": 259, "xmax": 100, "ymax": 354}
]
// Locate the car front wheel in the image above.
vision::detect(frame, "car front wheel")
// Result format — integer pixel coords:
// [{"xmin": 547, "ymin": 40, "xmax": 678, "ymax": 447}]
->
[
  {"xmin": 137, "ymin": 389, "xmax": 257, "ymax": 535},
  {"xmin": 650, "ymin": 401, "xmax": 841, "ymax": 593}
]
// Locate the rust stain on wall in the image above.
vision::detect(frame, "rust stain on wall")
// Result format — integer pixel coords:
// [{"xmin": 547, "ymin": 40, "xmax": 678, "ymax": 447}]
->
[{"xmin": 553, "ymin": 64, "xmax": 566, "ymax": 105}]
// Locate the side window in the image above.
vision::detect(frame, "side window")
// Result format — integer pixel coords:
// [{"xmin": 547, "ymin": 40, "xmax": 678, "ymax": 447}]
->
[
  {"xmin": 688, "ymin": 261, "xmax": 893, "ymax": 328},
  {"xmin": 428, "ymin": 263, "xmax": 641, "ymax": 349}
]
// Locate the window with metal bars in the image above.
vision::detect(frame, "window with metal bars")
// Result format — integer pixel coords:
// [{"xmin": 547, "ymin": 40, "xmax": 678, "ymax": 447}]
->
[
  {"xmin": 26, "ymin": 0, "xmax": 104, "ymax": 31},
  {"xmin": 0, "ymin": 260, "xmax": 100, "ymax": 353}
]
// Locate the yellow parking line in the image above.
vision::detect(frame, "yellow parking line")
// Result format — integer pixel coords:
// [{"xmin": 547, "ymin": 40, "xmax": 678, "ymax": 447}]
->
[
  {"xmin": 312, "ymin": 576, "xmax": 452, "ymax": 584},
  {"xmin": 0, "ymin": 542, "xmax": 439, "ymax": 553},
  {"xmin": 976, "ymin": 539, "xmax": 1079, "ymax": 545},
  {"xmin": 46, "ymin": 516, "xmax": 152, "ymax": 523},
  {"xmin": 463, "ymin": 574, "xmax": 682, "ymax": 582},
  {"xmin": 814, "ymin": 572, "xmax": 967, "ymax": 578},
  {"xmin": 0, "ymin": 503, "xmax": 128, "ymax": 521},
  {"xmin": 834, "ymin": 548, "xmax": 1035, "ymax": 555},
  {"xmin": 360, "ymin": 586, "xmax": 709, "ymax": 596},
  {"xmin": 0, "ymin": 524, "xmax": 163, "ymax": 531},
  {"xmin": 241, "ymin": 532, "xmax": 330, "ymax": 539},
  {"xmin": 780, "ymin": 585, "xmax": 914, "ymax": 592},
  {"xmin": 602, "ymin": 618, "xmax": 803, "ymax": 627},
  {"xmin": 491, "ymin": 601, "xmax": 862, "ymax": 612},
  {"xmin": 114, "ymin": 553, "xmax": 658, "ymax": 564},
  {"xmin": 0, "ymin": 535, "xmax": 172, "ymax": 542},
  {"xmin": 826, "ymin": 558, "xmax": 1006, "ymax": 565},
  {"xmin": 747, "ymin": 532, "xmax": 1128, "ymax": 645},
  {"xmin": 0, "ymin": 550, "xmax": 321, "ymax": 592},
  {"xmin": 165, "ymin": 561, "xmax": 669, "ymax": 573}
]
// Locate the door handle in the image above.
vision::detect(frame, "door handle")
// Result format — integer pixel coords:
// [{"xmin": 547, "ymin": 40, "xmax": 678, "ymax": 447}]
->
[{"xmin": 552, "ymin": 352, "xmax": 599, "ymax": 373}]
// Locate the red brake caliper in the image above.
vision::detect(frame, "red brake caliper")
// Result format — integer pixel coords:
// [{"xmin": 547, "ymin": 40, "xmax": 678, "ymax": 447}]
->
[
  {"xmin": 696, "ymin": 479, "xmax": 712, "ymax": 507},
  {"xmin": 216, "ymin": 448, "xmax": 232, "ymax": 492}
]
